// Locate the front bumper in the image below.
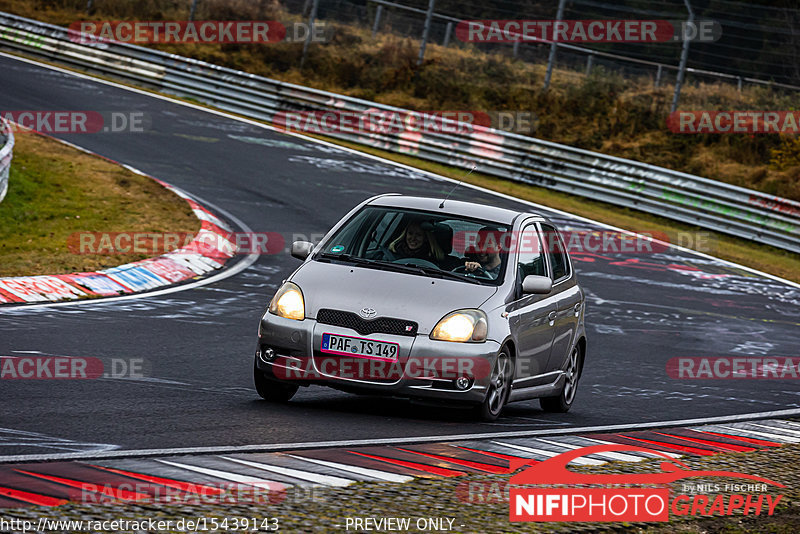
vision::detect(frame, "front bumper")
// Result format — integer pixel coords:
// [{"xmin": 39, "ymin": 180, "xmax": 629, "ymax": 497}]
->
[{"xmin": 255, "ymin": 313, "xmax": 500, "ymax": 404}]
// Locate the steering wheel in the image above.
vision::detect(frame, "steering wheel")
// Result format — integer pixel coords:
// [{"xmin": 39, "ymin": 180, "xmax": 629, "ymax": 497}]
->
[
  {"xmin": 452, "ymin": 264, "xmax": 493, "ymax": 279},
  {"xmin": 392, "ymin": 257, "xmax": 439, "ymax": 269}
]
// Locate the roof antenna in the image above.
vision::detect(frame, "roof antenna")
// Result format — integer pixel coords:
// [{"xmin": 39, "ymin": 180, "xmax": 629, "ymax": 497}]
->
[{"xmin": 439, "ymin": 163, "xmax": 477, "ymax": 209}]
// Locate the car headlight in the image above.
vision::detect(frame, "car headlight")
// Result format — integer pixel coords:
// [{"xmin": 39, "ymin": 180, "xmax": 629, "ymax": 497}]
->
[
  {"xmin": 430, "ymin": 309, "xmax": 487, "ymax": 343},
  {"xmin": 268, "ymin": 281, "xmax": 305, "ymax": 321}
]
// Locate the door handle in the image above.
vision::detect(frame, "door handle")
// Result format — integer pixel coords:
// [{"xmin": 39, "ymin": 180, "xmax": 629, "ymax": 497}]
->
[
  {"xmin": 574, "ymin": 303, "xmax": 582, "ymax": 313},
  {"xmin": 548, "ymin": 311, "xmax": 557, "ymax": 323}
]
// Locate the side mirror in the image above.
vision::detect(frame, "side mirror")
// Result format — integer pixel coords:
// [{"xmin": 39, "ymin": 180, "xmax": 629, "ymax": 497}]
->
[
  {"xmin": 291, "ymin": 240, "xmax": 314, "ymax": 260},
  {"xmin": 522, "ymin": 275, "xmax": 552, "ymax": 295}
]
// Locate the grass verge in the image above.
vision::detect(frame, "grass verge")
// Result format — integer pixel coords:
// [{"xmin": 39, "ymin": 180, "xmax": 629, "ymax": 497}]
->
[{"xmin": 0, "ymin": 131, "xmax": 199, "ymax": 277}]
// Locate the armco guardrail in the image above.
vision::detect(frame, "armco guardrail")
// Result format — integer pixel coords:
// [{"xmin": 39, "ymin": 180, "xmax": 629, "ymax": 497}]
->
[
  {"xmin": 1, "ymin": 11, "xmax": 799, "ymax": 253},
  {"xmin": 0, "ymin": 118, "xmax": 13, "ymax": 203}
]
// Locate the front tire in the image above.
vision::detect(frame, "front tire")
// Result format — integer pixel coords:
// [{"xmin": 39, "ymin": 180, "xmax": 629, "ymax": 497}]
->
[
  {"xmin": 540, "ymin": 345, "xmax": 582, "ymax": 413},
  {"xmin": 254, "ymin": 366, "xmax": 298, "ymax": 402},
  {"xmin": 474, "ymin": 349, "xmax": 513, "ymax": 421}
]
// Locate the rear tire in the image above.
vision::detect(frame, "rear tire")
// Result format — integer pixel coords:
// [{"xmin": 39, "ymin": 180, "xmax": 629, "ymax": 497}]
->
[
  {"xmin": 474, "ymin": 349, "xmax": 513, "ymax": 422},
  {"xmin": 540, "ymin": 345, "xmax": 582, "ymax": 413},
  {"xmin": 254, "ymin": 366, "xmax": 298, "ymax": 402}
]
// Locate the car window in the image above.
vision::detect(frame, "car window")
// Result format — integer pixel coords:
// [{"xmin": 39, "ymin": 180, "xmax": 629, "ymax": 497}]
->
[
  {"xmin": 316, "ymin": 206, "xmax": 510, "ymax": 285},
  {"xmin": 516, "ymin": 225, "xmax": 547, "ymax": 281},
  {"xmin": 541, "ymin": 224, "xmax": 570, "ymax": 281}
]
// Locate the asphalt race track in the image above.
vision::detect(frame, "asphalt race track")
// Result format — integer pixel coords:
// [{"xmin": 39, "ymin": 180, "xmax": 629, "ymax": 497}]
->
[{"xmin": 1, "ymin": 54, "xmax": 799, "ymax": 457}]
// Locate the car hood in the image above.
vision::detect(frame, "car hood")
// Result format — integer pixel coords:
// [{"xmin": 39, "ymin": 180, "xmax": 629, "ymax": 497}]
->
[{"xmin": 291, "ymin": 260, "xmax": 498, "ymax": 334}]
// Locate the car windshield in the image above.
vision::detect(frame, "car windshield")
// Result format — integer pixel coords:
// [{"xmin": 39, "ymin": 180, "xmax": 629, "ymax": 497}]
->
[{"xmin": 315, "ymin": 206, "xmax": 511, "ymax": 285}]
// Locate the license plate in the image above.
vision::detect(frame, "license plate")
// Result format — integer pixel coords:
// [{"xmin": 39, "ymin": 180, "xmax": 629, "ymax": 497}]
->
[{"xmin": 321, "ymin": 333, "xmax": 399, "ymax": 361}]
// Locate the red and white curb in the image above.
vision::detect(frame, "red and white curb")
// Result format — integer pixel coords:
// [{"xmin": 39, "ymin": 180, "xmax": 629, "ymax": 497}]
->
[
  {"xmin": 0, "ymin": 139, "xmax": 238, "ymax": 305},
  {"xmin": 0, "ymin": 419, "xmax": 796, "ymax": 508}
]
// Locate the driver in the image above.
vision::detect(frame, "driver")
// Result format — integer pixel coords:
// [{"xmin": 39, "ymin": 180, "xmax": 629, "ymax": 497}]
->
[
  {"xmin": 463, "ymin": 226, "xmax": 503, "ymax": 278},
  {"xmin": 388, "ymin": 220, "xmax": 445, "ymax": 264}
]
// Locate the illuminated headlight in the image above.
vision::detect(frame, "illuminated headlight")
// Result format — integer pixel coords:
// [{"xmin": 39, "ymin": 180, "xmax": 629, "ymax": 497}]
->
[
  {"xmin": 430, "ymin": 309, "xmax": 487, "ymax": 343},
  {"xmin": 268, "ymin": 282, "xmax": 305, "ymax": 321}
]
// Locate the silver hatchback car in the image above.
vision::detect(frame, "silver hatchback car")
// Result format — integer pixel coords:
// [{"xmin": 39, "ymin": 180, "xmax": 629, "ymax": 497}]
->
[{"xmin": 254, "ymin": 194, "xmax": 586, "ymax": 420}]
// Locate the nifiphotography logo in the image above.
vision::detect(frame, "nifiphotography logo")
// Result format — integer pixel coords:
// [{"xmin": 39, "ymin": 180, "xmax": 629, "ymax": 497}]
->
[{"xmin": 508, "ymin": 444, "xmax": 784, "ymax": 522}]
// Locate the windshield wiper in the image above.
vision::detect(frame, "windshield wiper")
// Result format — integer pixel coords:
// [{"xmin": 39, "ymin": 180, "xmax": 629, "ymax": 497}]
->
[
  {"xmin": 318, "ymin": 254, "xmax": 421, "ymax": 274},
  {"xmin": 389, "ymin": 262, "xmax": 483, "ymax": 285},
  {"xmin": 318, "ymin": 252, "xmax": 376, "ymax": 266},
  {"xmin": 319, "ymin": 253, "xmax": 485, "ymax": 284}
]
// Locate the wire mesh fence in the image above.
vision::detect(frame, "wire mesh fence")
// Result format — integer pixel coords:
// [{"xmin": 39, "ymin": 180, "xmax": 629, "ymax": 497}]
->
[{"xmin": 274, "ymin": 0, "xmax": 800, "ymax": 95}]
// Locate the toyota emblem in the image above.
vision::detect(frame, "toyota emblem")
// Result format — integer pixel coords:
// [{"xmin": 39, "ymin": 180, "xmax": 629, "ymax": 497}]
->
[{"xmin": 360, "ymin": 307, "xmax": 377, "ymax": 319}]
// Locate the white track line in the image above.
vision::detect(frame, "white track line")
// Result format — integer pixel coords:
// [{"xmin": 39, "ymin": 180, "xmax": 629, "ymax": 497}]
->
[
  {"xmin": 219, "ymin": 456, "xmax": 353, "ymax": 487},
  {"xmin": 2, "ymin": 409, "xmax": 800, "ymax": 464},
  {"xmin": 2, "ymin": 50, "xmax": 797, "ymax": 293}
]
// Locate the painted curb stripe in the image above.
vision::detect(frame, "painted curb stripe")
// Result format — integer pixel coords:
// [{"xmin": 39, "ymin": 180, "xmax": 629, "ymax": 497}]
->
[
  {"xmin": 348, "ymin": 451, "xmax": 466, "ymax": 477},
  {"xmin": 13, "ymin": 470, "xmax": 150, "ymax": 501},
  {"xmin": 394, "ymin": 448, "xmax": 509, "ymax": 474},
  {"xmin": 654, "ymin": 432, "xmax": 756, "ymax": 453},
  {"xmin": 218, "ymin": 456, "xmax": 353, "ymax": 487},
  {"xmin": 617, "ymin": 435, "xmax": 719, "ymax": 456},
  {"xmin": 0, "ymin": 486, "xmax": 67, "ymax": 507},
  {"xmin": 697, "ymin": 430, "xmax": 781, "ymax": 447},
  {"xmin": 286, "ymin": 454, "xmax": 412, "ymax": 483},
  {"xmin": 87, "ymin": 465, "xmax": 224, "ymax": 495}
]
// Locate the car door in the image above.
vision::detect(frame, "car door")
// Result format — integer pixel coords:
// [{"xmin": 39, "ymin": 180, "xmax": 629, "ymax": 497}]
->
[
  {"xmin": 540, "ymin": 224, "xmax": 582, "ymax": 373},
  {"xmin": 506, "ymin": 223, "xmax": 559, "ymax": 382}
]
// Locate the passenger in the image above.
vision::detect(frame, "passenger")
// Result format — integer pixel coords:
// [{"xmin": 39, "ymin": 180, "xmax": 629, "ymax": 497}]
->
[
  {"xmin": 388, "ymin": 220, "xmax": 445, "ymax": 264},
  {"xmin": 464, "ymin": 226, "xmax": 504, "ymax": 278}
]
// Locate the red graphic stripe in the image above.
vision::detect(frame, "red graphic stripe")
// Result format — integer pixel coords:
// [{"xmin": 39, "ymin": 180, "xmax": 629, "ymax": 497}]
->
[
  {"xmin": 395, "ymin": 448, "xmax": 508, "ymax": 474},
  {"xmin": 88, "ymin": 465, "xmax": 223, "ymax": 495},
  {"xmin": 0, "ymin": 486, "xmax": 67, "ymax": 507},
  {"xmin": 654, "ymin": 432, "xmax": 756, "ymax": 452},
  {"xmin": 14, "ymin": 470, "xmax": 150, "ymax": 501},
  {"xmin": 456, "ymin": 446, "xmax": 535, "ymax": 463},
  {"xmin": 699, "ymin": 431, "xmax": 782, "ymax": 447},
  {"xmin": 348, "ymin": 452, "xmax": 466, "ymax": 477},
  {"xmin": 619, "ymin": 435, "xmax": 718, "ymax": 456}
]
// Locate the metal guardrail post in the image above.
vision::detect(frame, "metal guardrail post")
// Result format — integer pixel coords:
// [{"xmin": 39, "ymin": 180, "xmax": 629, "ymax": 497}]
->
[
  {"xmin": 585, "ymin": 54, "xmax": 594, "ymax": 76},
  {"xmin": 671, "ymin": 0, "xmax": 695, "ymax": 113},
  {"xmin": 372, "ymin": 5, "xmax": 383, "ymax": 38},
  {"xmin": 417, "ymin": 0, "xmax": 435, "ymax": 66},
  {"xmin": 442, "ymin": 21, "xmax": 452, "ymax": 47},
  {"xmin": 300, "ymin": 0, "xmax": 319, "ymax": 69},
  {"xmin": 189, "ymin": 0, "xmax": 199, "ymax": 22},
  {"xmin": 543, "ymin": 0, "xmax": 566, "ymax": 91}
]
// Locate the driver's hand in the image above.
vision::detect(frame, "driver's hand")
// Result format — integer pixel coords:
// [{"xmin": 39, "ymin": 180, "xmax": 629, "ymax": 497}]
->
[{"xmin": 465, "ymin": 261, "xmax": 481, "ymax": 272}]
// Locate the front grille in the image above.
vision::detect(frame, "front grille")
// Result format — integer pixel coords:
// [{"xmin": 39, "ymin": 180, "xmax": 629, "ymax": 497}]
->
[{"xmin": 316, "ymin": 309, "xmax": 418, "ymax": 337}]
